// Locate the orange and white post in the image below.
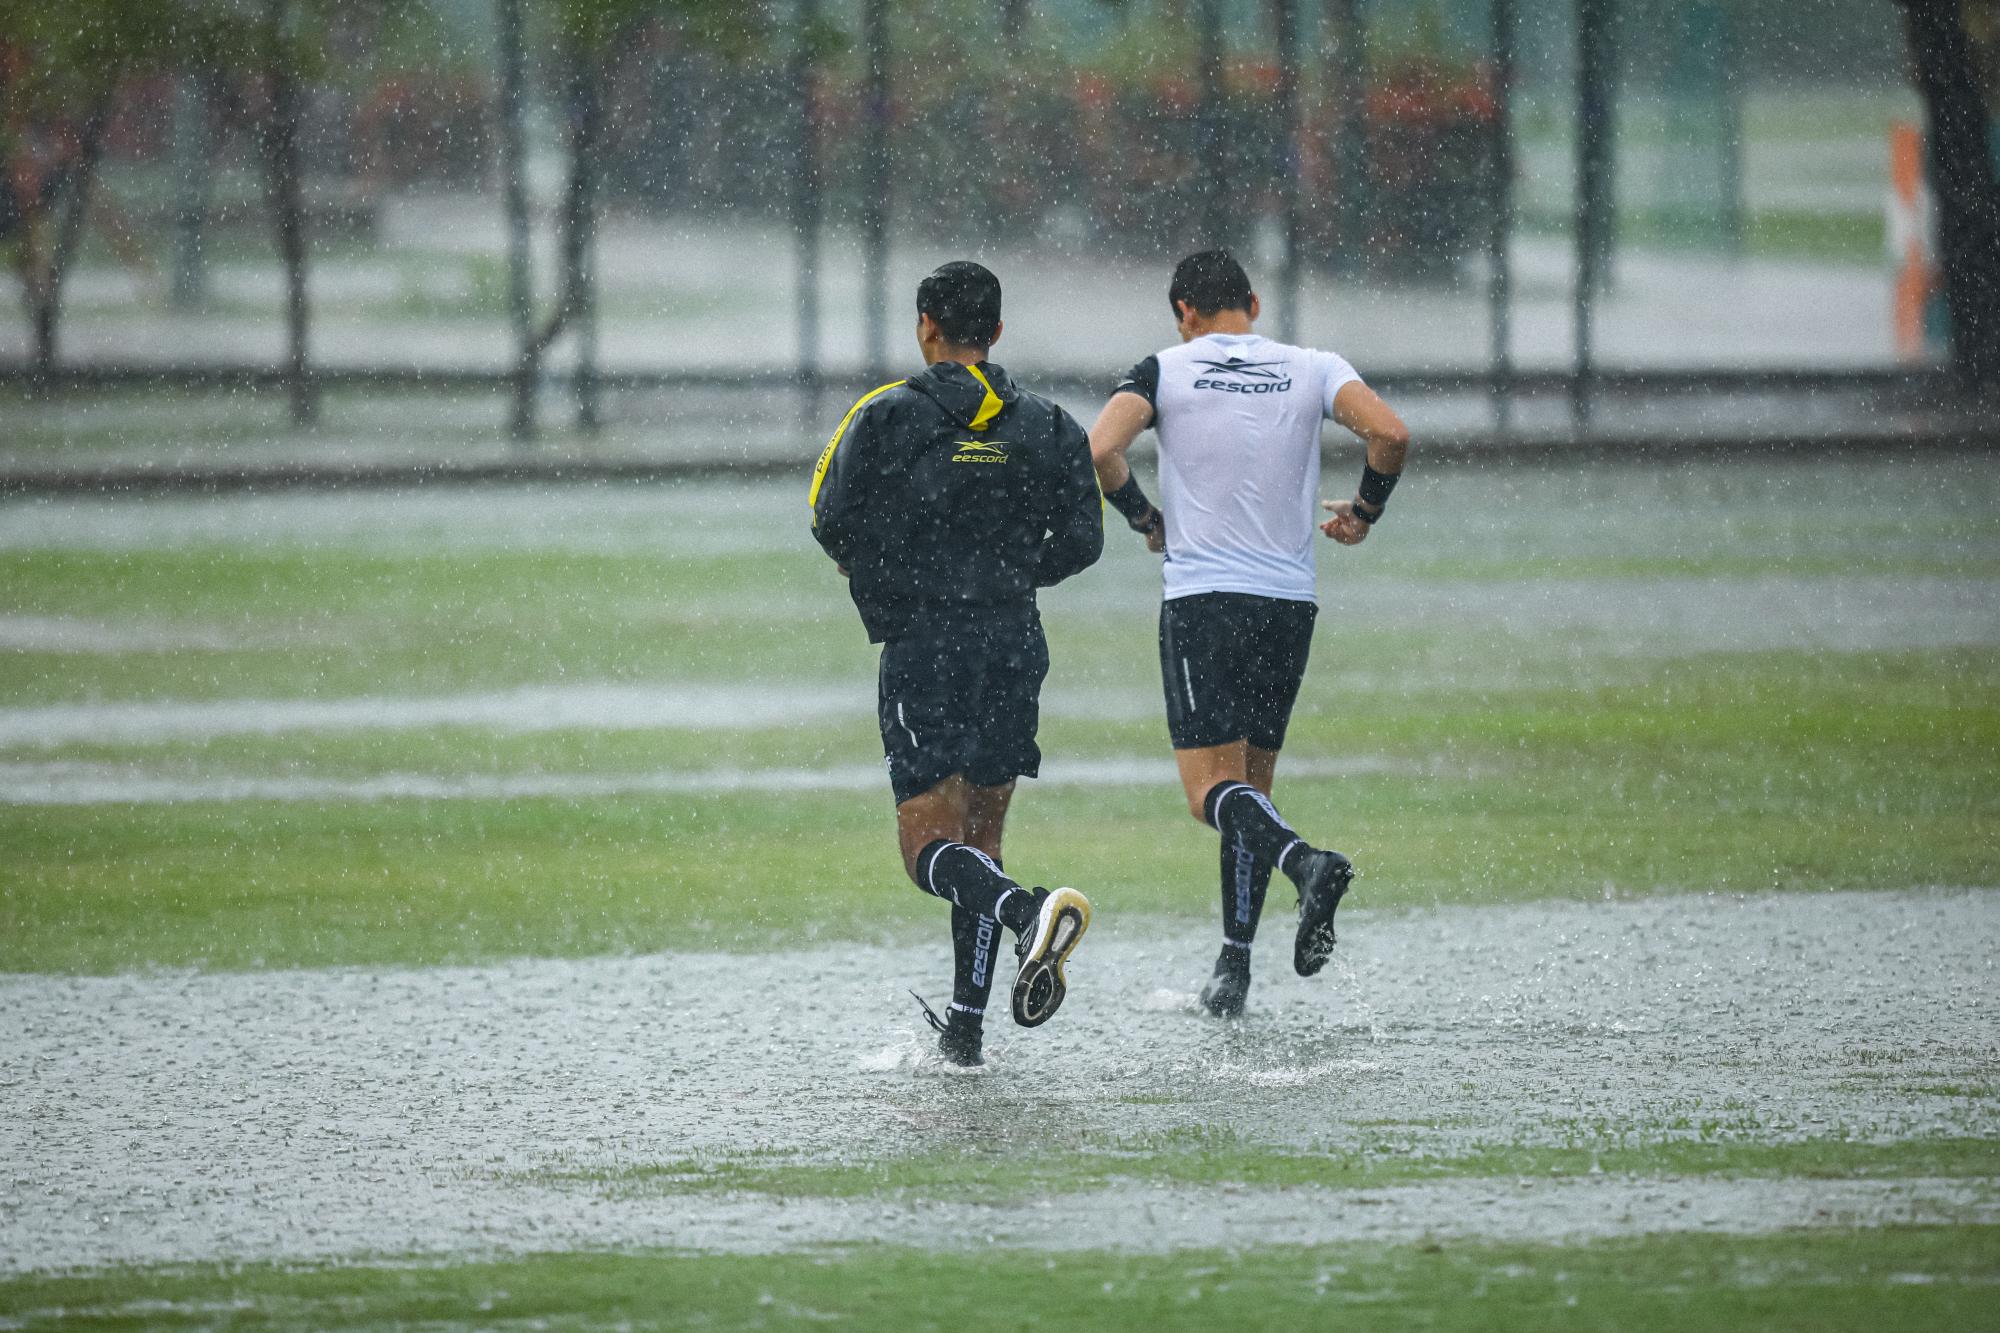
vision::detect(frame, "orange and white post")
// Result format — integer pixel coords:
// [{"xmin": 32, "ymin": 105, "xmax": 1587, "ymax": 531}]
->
[{"xmin": 1887, "ymin": 121, "xmax": 1938, "ymax": 362}]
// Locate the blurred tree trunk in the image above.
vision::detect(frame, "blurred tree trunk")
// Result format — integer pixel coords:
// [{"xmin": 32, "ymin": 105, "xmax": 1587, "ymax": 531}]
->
[
  {"xmin": 1195, "ymin": 0, "xmax": 1226, "ymax": 248},
  {"xmin": 1895, "ymin": 0, "xmax": 2000, "ymax": 391},
  {"xmin": 1323, "ymin": 0, "xmax": 1366, "ymax": 271},
  {"xmin": 170, "ymin": 76, "xmax": 214, "ymax": 309},
  {"xmin": 859, "ymin": 0, "xmax": 887, "ymax": 379},
  {"xmin": 569, "ymin": 51, "xmax": 601, "ymax": 434},
  {"xmin": 1272, "ymin": 0, "xmax": 1300, "ymax": 342},
  {"xmin": 507, "ymin": 31, "xmax": 602, "ymax": 442},
  {"xmin": 1001, "ymin": 0, "xmax": 1028, "ymax": 54},
  {"xmin": 26, "ymin": 87, "xmax": 114, "ymax": 394},
  {"xmin": 262, "ymin": 0, "xmax": 316, "ymax": 426},
  {"xmin": 489, "ymin": 0, "xmax": 756, "ymax": 438},
  {"xmin": 496, "ymin": 0, "xmax": 537, "ymax": 439},
  {"xmin": 790, "ymin": 0, "xmax": 823, "ymax": 424}
]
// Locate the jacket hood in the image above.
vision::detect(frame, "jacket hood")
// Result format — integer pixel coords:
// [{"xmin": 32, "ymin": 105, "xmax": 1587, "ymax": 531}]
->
[{"xmin": 904, "ymin": 360, "xmax": 1020, "ymax": 433}]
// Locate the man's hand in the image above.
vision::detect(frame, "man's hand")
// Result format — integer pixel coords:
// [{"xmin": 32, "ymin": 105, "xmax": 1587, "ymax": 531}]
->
[
  {"xmin": 1319, "ymin": 499, "xmax": 1370, "ymax": 546},
  {"xmin": 1135, "ymin": 508, "xmax": 1167, "ymax": 554}
]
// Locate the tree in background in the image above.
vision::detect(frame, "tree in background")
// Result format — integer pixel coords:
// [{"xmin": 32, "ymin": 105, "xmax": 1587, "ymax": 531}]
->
[
  {"xmin": 1895, "ymin": 0, "xmax": 2000, "ymax": 392},
  {"xmin": 0, "ymin": 0, "xmax": 227, "ymax": 390},
  {"xmin": 498, "ymin": 0, "xmax": 762, "ymax": 442},
  {"xmin": 1, "ymin": 0, "xmax": 420, "ymax": 421},
  {"xmin": 223, "ymin": 0, "xmax": 422, "ymax": 426},
  {"xmin": 260, "ymin": 0, "xmax": 314, "ymax": 425}
]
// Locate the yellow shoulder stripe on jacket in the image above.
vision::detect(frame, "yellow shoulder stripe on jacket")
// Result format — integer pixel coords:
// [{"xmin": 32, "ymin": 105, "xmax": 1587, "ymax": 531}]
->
[
  {"xmin": 808, "ymin": 380, "xmax": 904, "ymax": 513},
  {"xmin": 964, "ymin": 364, "xmax": 1004, "ymax": 433}
]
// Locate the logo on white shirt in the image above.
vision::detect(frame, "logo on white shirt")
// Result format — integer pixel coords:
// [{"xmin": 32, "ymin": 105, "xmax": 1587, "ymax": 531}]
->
[{"xmin": 1191, "ymin": 356, "xmax": 1293, "ymax": 394}]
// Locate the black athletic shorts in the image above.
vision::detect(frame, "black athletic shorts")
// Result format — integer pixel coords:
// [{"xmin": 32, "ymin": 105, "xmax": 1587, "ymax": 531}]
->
[
  {"xmin": 1159, "ymin": 592, "xmax": 1317, "ymax": 751},
  {"xmin": 878, "ymin": 609, "xmax": 1049, "ymax": 805}
]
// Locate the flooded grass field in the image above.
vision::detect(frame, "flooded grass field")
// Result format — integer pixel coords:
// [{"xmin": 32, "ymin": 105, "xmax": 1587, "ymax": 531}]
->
[{"xmin": 1, "ymin": 455, "xmax": 1996, "ymax": 1324}]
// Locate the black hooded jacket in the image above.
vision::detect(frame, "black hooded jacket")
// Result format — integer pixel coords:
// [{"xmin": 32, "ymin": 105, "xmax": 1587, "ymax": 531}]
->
[{"xmin": 810, "ymin": 361, "xmax": 1103, "ymax": 643}]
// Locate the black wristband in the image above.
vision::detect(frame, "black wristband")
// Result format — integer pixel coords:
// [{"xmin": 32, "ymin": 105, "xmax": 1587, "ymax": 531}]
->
[
  {"xmin": 1357, "ymin": 464, "xmax": 1399, "ymax": 516},
  {"xmin": 1105, "ymin": 473, "xmax": 1156, "ymax": 527}
]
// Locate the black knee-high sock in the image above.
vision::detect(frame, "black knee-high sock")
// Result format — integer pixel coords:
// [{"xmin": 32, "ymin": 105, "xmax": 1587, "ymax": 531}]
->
[
  {"xmin": 1220, "ymin": 834, "xmax": 1272, "ymax": 947},
  {"xmin": 1203, "ymin": 782, "xmax": 1310, "ymax": 881},
  {"xmin": 950, "ymin": 905, "xmax": 1000, "ymax": 1022},
  {"xmin": 917, "ymin": 840, "xmax": 1037, "ymax": 934}
]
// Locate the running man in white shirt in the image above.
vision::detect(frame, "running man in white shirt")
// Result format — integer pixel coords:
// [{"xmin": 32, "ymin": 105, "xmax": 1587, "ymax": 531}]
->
[{"xmin": 1088, "ymin": 250, "xmax": 1410, "ymax": 1017}]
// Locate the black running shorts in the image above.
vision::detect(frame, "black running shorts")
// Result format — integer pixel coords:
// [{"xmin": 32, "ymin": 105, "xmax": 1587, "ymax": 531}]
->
[
  {"xmin": 1159, "ymin": 592, "xmax": 1317, "ymax": 751},
  {"xmin": 878, "ymin": 610, "xmax": 1049, "ymax": 805}
]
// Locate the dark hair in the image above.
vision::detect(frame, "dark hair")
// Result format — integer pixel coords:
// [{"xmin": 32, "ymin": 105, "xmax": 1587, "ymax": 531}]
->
[
  {"xmin": 916, "ymin": 260, "xmax": 1002, "ymax": 348},
  {"xmin": 1168, "ymin": 249, "xmax": 1253, "ymax": 317}
]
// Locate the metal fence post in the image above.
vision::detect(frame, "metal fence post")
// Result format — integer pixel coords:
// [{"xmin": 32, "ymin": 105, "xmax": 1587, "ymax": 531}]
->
[
  {"xmin": 861, "ymin": 0, "xmax": 890, "ymax": 381},
  {"xmin": 1330, "ymin": 0, "xmax": 1367, "ymax": 274},
  {"xmin": 1198, "ymin": 0, "xmax": 1226, "ymax": 248},
  {"xmin": 1274, "ymin": 0, "xmax": 1301, "ymax": 343},
  {"xmin": 1488, "ymin": 0, "xmax": 1516, "ymax": 431},
  {"xmin": 794, "ymin": 0, "xmax": 823, "ymax": 425},
  {"xmin": 1573, "ymin": 0, "xmax": 1614, "ymax": 430}
]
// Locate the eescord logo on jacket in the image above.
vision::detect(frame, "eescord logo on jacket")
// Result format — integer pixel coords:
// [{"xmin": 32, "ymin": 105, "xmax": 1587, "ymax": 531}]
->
[{"xmin": 951, "ymin": 441, "xmax": 1012, "ymax": 463}]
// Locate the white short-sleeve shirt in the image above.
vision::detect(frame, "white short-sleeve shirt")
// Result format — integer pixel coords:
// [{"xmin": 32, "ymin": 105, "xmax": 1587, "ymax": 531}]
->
[{"xmin": 1117, "ymin": 332, "xmax": 1362, "ymax": 603}]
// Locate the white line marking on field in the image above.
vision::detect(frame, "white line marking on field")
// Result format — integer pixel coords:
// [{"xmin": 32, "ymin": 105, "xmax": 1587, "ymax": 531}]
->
[
  {"xmin": 0, "ymin": 681, "xmax": 1166, "ymax": 748},
  {"xmin": 0, "ymin": 682, "xmax": 858, "ymax": 746},
  {"xmin": 0, "ymin": 614, "xmax": 262, "ymax": 654},
  {"xmin": 0, "ymin": 754, "xmax": 1423, "ymax": 806}
]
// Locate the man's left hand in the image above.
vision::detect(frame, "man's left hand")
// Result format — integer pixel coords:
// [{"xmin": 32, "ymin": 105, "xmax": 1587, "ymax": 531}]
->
[{"xmin": 1319, "ymin": 499, "xmax": 1369, "ymax": 546}]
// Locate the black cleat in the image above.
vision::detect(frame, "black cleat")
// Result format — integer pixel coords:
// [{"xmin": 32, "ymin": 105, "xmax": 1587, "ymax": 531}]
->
[
  {"xmin": 936, "ymin": 1014, "xmax": 984, "ymax": 1067},
  {"xmin": 912, "ymin": 990, "xmax": 985, "ymax": 1068},
  {"xmin": 1200, "ymin": 942, "xmax": 1252, "ymax": 1018},
  {"xmin": 1011, "ymin": 887, "xmax": 1090, "ymax": 1027},
  {"xmin": 1291, "ymin": 849, "xmax": 1354, "ymax": 977}
]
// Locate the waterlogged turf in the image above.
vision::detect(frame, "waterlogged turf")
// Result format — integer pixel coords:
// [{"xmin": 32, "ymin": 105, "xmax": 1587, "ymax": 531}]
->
[
  {"xmin": 6, "ymin": 890, "xmax": 1995, "ymax": 1271},
  {"xmin": 539, "ymin": 1138, "xmax": 2000, "ymax": 1204},
  {"xmin": 2, "ymin": 455, "xmax": 1996, "ymax": 1321},
  {"xmin": 2, "ymin": 1228, "xmax": 1997, "ymax": 1331}
]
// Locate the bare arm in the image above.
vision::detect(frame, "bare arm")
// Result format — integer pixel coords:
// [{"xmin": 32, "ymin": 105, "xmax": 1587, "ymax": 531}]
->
[
  {"xmin": 1331, "ymin": 381, "xmax": 1410, "ymax": 475},
  {"xmin": 1088, "ymin": 391, "xmax": 1155, "ymax": 493},
  {"xmin": 1089, "ymin": 391, "xmax": 1166, "ymax": 554},
  {"xmin": 1320, "ymin": 381, "xmax": 1412, "ymax": 545}
]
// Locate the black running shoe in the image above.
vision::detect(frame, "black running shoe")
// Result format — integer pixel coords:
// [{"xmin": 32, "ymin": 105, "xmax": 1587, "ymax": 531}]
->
[
  {"xmin": 1011, "ymin": 887, "xmax": 1091, "ymax": 1027},
  {"xmin": 1200, "ymin": 942, "xmax": 1252, "ymax": 1018},
  {"xmin": 911, "ymin": 990, "xmax": 985, "ymax": 1067},
  {"xmin": 1291, "ymin": 849, "xmax": 1354, "ymax": 977},
  {"xmin": 936, "ymin": 1014, "xmax": 984, "ymax": 1067}
]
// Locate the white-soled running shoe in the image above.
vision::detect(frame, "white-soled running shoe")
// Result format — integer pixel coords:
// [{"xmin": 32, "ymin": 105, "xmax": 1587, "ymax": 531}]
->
[{"xmin": 1011, "ymin": 887, "xmax": 1090, "ymax": 1027}]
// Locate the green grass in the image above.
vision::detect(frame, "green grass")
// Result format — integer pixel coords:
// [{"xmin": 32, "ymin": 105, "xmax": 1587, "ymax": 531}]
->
[
  {"xmin": 4, "ymin": 646, "xmax": 1996, "ymax": 972},
  {"xmin": 520, "ymin": 1136, "xmax": 2000, "ymax": 1205},
  {"xmin": 3, "ymin": 1227, "xmax": 1995, "ymax": 1331},
  {"xmin": 2, "ymin": 457, "xmax": 1997, "ymax": 973},
  {"xmin": 1607, "ymin": 209, "xmax": 1886, "ymax": 263},
  {"xmin": 1515, "ymin": 207, "xmax": 1889, "ymax": 263}
]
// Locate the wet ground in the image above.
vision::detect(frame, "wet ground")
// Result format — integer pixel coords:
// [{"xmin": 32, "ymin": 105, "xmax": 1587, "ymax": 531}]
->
[
  {"xmin": 3, "ymin": 460, "xmax": 1994, "ymax": 1275},
  {"xmin": 4, "ymin": 887, "xmax": 1993, "ymax": 1273},
  {"xmin": 0, "ymin": 203, "xmax": 1904, "ymax": 381}
]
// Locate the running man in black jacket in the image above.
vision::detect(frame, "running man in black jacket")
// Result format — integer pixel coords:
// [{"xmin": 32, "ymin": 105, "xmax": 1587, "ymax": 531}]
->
[{"xmin": 811, "ymin": 261, "xmax": 1103, "ymax": 1067}]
